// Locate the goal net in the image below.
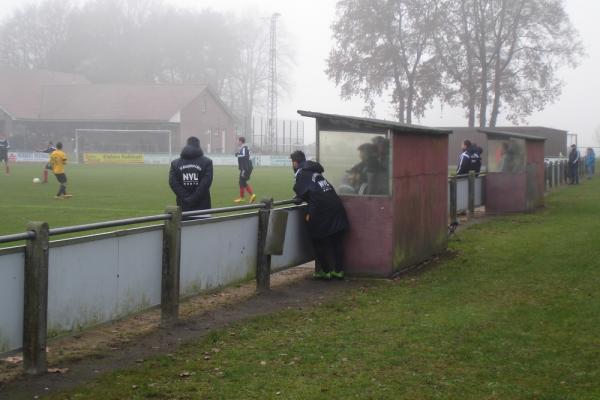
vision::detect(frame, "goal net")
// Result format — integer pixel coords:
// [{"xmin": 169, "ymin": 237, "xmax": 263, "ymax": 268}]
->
[{"xmin": 74, "ymin": 129, "xmax": 173, "ymax": 165}]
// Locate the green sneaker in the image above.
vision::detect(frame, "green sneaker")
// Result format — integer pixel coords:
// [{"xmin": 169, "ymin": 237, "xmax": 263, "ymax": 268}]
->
[
  {"xmin": 313, "ymin": 271, "xmax": 331, "ymax": 280},
  {"xmin": 330, "ymin": 271, "xmax": 345, "ymax": 280}
]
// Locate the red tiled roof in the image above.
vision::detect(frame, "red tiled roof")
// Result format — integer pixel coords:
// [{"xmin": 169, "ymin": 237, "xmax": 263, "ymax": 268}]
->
[
  {"xmin": 0, "ymin": 68, "xmax": 229, "ymax": 123},
  {"xmin": 0, "ymin": 68, "xmax": 89, "ymax": 119},
  {"xmin": 39, "ymin": 84, "xmax": 209, "ymax": 122}
]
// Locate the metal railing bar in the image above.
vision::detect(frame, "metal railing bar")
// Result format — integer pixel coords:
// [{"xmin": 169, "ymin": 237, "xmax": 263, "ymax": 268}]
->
[
  {"xmin": 49, "ymin": 214, "xmax": 171, "ymax": 236},
  {"xmin": 0, "ymin": 231, "xmax": 36, "ymax": 244},
  {"xmin": 182, "ymin": 203, "xmax": 266, "ymax": 217},
  {"xmin": 272, "ymin": 199, "xmax": 301, "ymax": 207}
]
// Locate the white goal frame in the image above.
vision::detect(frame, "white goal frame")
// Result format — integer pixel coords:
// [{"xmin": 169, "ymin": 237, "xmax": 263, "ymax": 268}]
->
[{"xmin": 74, "ymin": 129, "xmax": 173, "ymax": 164}]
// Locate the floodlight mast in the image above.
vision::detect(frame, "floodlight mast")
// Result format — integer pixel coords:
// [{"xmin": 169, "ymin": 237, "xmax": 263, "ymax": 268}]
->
[{"xmin": 267, "ymin": 12, "xmax": 280, "ymax": 154}]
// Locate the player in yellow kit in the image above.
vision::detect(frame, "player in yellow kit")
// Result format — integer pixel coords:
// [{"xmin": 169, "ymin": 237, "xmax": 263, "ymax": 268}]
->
[{"xmin": 49, "ymin": 142, "xmax": 72, "ymax": 199}]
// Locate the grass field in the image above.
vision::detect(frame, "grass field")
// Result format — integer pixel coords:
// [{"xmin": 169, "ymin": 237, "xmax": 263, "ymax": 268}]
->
[
  {"xmin": 0, "ymin": 163, "xmax": 295, "ymax": 236},
  {"xmin": 39, "ymin": 176, "xmax": 600, "ymax": 398}
]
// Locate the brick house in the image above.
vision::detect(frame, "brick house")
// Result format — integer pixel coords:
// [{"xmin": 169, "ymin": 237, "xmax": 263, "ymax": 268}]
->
[{"xmin": 0, "ymin": 68, "xmax": 238, "ymax": 156}]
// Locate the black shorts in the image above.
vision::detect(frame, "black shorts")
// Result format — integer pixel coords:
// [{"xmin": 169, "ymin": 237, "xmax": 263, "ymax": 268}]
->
[
  {"xmin": 0, "ymin": 152, "xmax": 7, "ymax": 162},
  {"xmin": 239, "ymin": 170, "xmax": 251, "ymax": 187},
  {"xmin": 55, "ymin": 173, "xmax": 67, "ymax": 184}
]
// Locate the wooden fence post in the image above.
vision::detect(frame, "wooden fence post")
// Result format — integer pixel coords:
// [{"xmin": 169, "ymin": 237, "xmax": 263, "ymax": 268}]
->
[
  {"xmin": 256, "ymin": 199, "xmax": 273, "ymax": 293},
  {"xmin": 161, "ymin": 206, "xmax": 181, "ymax": 325},
  {"xmin": 468, "ymin": 171, "xmax": 475, "ymax": 218},
  {"xmin": 449, "ymin": 177, "xmax": 458, "ymax": 224},
  {"xmin": 23, "ymin": 222, "xmax": 49, "ymax": 375}
]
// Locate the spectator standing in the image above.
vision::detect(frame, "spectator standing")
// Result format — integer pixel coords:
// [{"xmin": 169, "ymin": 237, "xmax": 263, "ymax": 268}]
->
[
  {"xmin": 568, "ymin": 144, "xmax": 580, "ymax": 185},
  {"xmin": 469, "ymin": 143, "xmax": 483, "ymax": 175},
  {"xmin": 456, "ymin": 139, "xmax": 472, "ymax": 175},
  {"xmin": 585, "ymin": 147, "xmax": 595, "ymax": 179},
  {"xmin": 169, "ymin": 136, "xmax": 213, "ymax": 217},
  {"xmin": 291, "ymin": 150, "xmax": 349, "ymax": 280}
]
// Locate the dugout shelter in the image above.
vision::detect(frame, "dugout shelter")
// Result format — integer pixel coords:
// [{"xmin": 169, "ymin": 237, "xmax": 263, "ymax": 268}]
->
[
  {"xmin": 479, "ymin": 128, "xmax": 546, "ymax": 213},
  {"xmin": 298, "ymin": 110, "xmax": 452, "ymax": 276}
]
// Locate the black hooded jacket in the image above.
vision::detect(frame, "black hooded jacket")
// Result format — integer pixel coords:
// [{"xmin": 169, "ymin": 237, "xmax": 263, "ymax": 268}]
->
[
  {"xmin": 169, "ymin": 145, "xmax": 213, "ymax": 211},
  {"xmin": 293, "ymin": 160, "xmax": 349, "ymax": 239}
]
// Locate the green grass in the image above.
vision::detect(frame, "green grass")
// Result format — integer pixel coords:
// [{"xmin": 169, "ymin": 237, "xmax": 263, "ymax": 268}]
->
[
  {"xmin": 0, "ymin": 163, "xmax": 295, "ymax": 236},
  {"xmin": 42, "ymin": 179, "xmax": 600, "ymax": 399}
]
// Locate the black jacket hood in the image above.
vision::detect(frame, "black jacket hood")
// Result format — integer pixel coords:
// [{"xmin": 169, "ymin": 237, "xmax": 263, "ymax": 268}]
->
[
  {"xmin": 180, "ymin": 145, "xmax": 204, "ymax": 159},
  {"xmin": 300, "ymin": 160, "xmax": 324, "ymax": 174}
]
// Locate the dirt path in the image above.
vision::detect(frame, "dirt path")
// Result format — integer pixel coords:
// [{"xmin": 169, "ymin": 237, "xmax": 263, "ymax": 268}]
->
[{"xmin": 0, "ymin": 265, "xmax": 368, "ymax": 400}]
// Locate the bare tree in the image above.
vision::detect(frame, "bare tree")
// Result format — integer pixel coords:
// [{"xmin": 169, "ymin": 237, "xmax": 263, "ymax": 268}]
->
[
  {"xmin": 0, "ymin": 0, "xmax": 76, "ymax": 70},
  {"xmin": 435, "ymin": 0, "xmax": 583, "ymax": 127},
  {"xmin": 327, "ymin": 0, "xmax": 440, "ymax": 124}
]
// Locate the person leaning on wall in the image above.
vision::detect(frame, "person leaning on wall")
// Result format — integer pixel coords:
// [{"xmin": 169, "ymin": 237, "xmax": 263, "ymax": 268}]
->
[{"xmin": 290, "ymin": 150, "xmax": 349, "ymax": 280}]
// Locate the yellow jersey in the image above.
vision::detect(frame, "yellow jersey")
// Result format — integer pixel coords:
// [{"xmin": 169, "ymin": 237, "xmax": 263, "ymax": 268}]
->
[{"xmin": 50, "ymin": 150, "xmax": 67, "ymax": 174}]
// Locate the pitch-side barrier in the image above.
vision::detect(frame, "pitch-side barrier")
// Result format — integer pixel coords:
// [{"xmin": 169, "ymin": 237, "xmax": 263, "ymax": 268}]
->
[{"xmin": 0, "ymin": 199, "xmax": 312, "ymax": 374}]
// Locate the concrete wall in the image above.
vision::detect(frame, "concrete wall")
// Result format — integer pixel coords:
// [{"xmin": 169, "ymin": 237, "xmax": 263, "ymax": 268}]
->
[{"xmin": 0, "ymin": 207, "xmax": 313, "ymax": 355}]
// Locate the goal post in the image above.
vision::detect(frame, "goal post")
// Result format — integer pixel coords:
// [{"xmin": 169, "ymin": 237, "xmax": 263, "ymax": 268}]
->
[{"xmin": 74, "ymin": 129, "xmax": 173, "ymax": 165}]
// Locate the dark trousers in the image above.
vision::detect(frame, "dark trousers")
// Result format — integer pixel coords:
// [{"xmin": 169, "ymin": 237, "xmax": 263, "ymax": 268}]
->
[
  {"xmin": 570, "ymin": 164, "xmax": 579, "ymax": 184},
  {"xmin": 55, "ymin": 173, "xmax": 67, "ymax": 196},
  {"xmin": 312, "ymin": 231, "xmax": 345, "ymax": 273}
]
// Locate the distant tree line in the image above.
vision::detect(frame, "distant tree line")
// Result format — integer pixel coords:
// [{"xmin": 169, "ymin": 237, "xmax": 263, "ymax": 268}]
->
[
  {"xmin": 0, "ymin": 0, "xmax": 292, "ymax": 136},
  {"xmin": 327, "ymin": 0, "xmax": 584, "ymax": 127}
]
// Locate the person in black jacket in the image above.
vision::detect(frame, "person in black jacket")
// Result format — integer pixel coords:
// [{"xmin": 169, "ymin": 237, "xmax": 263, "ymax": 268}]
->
[
  {"xmin": 469, "ymin": 143, "xmax": 483, "ymax": 175},
  {"xmin": 291, "ymin": 150, "xmax": 349, "ymax": 280},
  {"xmin": 169, "ymin": 136, "xmax": 213, "ymax": 217},
  {"xmin": 234, "ymin": 137, "xmax": 256, "ymax": 203},
  {"xmin": 568, "ymin": 144, "xmax": 580, "ymax": 185},
  {"xmin": 456, "ymin": 139, "xmax": 471, "ymax": 175}
]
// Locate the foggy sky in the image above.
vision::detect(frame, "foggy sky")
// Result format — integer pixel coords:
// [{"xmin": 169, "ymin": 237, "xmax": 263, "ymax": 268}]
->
[{"xmin": 1, "ymin": 0, "xmax": 598, "ymax": 146}]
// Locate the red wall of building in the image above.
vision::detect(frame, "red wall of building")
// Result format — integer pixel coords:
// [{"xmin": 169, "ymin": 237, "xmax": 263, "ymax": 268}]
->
[
  {"xmin": 340, "ymin": 196, "xmax": 394, "ymax": 276},
  {"xmin": 180, "ymin": 91, "xmax": 236, "ymax": 153},
  {"xmin": 391, "ymin": 133, "xmax": 449, "ymax": 271},
  {"xmin": 485, "ymin": 172, "xmax": 527, "ymax": 213}
]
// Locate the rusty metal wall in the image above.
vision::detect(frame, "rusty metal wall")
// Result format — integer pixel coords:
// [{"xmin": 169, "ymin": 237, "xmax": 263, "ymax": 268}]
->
[
  {"xmin": 485, "ymin": 172, "xmax": 528, "ymax": 213},
  {"xmin": 392, "ymin": 134, "xmax": 449, "ymax": 271},
  {"xmin": 340, "ymin": 196, "xmax": 394, "ymax": 276}
]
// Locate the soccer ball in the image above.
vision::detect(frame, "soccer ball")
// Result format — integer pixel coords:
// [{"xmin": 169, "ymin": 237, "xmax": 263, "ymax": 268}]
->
[{"xmin": 32, "ymin": 178, "xmax": 41, "ymax": 184}]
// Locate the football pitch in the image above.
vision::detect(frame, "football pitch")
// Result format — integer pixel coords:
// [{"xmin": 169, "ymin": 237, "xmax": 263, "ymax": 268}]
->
[{"xmin": 0, "ymin": 163, "xmax": 295, "ymax": 237}]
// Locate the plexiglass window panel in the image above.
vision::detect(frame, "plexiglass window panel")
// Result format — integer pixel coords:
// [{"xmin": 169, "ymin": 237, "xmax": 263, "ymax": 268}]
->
[
  {"xmin": 318, "ymin": 130, "xmax": 391, "ymax": 196},
  {"xmin": 487, "ymin": 138, "xmax": 526, "ymax": 173}
]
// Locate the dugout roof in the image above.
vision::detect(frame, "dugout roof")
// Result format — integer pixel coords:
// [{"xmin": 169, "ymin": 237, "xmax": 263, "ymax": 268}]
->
[{"xmin": 297, "ymin": 110, "xmax": 452, "ymax": 135}]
